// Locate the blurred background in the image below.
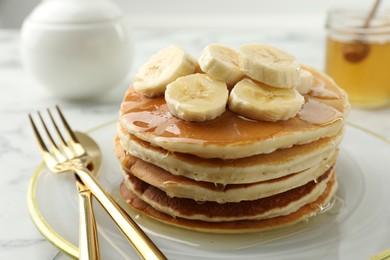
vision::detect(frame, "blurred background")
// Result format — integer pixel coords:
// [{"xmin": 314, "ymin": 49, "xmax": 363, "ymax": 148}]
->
[
  {"xmin": 1, "ymin": 0, "xmax": 388, "ymax": 29},
  {"xmin": 1, "ymin": 0, "xmax": 389, "ymax": 105}
]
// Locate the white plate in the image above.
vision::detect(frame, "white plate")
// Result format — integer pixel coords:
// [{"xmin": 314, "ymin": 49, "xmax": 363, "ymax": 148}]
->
[{"xmin": 27, "ymin": 121, "xmax": 390, "ymax": 260}]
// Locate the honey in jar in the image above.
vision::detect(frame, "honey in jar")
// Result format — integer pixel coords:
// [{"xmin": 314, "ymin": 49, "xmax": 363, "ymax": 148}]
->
[{"xmin": 325, "ymin": 9, "xmax": 390, "ymax": 108}]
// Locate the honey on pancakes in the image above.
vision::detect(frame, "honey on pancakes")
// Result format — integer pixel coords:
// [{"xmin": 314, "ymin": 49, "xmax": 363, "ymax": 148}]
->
[{"xmin": 120, "ymin": 68, "xmax": 346, "ymax": 147}]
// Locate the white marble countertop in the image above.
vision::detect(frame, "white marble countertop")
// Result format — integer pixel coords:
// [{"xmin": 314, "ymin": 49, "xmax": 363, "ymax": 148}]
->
[{"xmin": 1, "ymin": 26, "xmax": 389, "ymax": 260}]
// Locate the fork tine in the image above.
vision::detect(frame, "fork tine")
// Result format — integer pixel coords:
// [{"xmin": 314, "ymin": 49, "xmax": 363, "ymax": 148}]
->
[
  {"xmin": 29, "ymin": 114, "xmax": 58, "ymax": 168},
  {"xmin": 55, "ymin": 106, "xmax": 80, "ymax": 143},
  {"xmin": 47, "ymin": 108, "xmax": 67, "ymax": 147},
  {"xmin": 47, "ymin": 108, "xmax": 75, "ymax": 159},
  {"xmin": 38, "ymin": 111, "xmax": 67, "ymax": 162},
  {"xmin": 55, "ymin": 105, "xmax": 86, "ymax": 156}
]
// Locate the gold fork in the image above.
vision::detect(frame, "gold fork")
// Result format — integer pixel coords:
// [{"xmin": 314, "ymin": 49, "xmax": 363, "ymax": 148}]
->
[
  {"xmin": 30, "ymin": 108, "xmax": 100, "ymax": 260},
  {"xmin": 29, "ymin": 106, "xmax": 167, "ymax": 260}
]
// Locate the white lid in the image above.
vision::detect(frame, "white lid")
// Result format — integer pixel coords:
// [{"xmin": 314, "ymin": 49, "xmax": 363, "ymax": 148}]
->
[{"xmin": 28, "ymin": 0, "xmax": 123, "ymax": 24}]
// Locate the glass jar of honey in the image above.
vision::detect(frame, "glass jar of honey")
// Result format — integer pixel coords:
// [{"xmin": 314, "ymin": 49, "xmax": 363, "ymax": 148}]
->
[{"xmin": 325, "ymin": 9, "xmax": 390, "ymax": 108}]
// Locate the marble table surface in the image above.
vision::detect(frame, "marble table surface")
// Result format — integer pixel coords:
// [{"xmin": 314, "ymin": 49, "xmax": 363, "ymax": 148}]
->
[{"xmin": 0, "ymin": 27, "xmax": 389, "ymax": 260}]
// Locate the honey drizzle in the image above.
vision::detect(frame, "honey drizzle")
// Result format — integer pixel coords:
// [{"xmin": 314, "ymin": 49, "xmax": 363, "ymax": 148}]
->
[
  {"xmin": 120, "ymin": 71, "xmax": 345, "ymax": 146},
  {"xmin": 298, "ymin": 98, "xmax": 343, "ymax": 125}
]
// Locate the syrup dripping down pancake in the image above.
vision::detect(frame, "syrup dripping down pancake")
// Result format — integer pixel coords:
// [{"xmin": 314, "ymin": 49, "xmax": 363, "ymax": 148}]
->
[
  {"xmin": 119, "ymin": 68, "xmax": 348, "ymax": 159},
  {"xmin": 121, "ymin": 168, "xmax": 334, "ymax": 222},
  {"xmin": 116, "ymin": 128, "xmax": 343, "ymax": 184},
  {"xmin": 115, "ymin": 136, "xmax": 338, "ymax": 203},
  {"xmin": 119, "ymin": 171, "xmax": 337, "ymax": 233}
]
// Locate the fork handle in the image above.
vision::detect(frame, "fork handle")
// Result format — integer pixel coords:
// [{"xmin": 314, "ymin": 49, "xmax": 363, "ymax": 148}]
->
[
  {"xmin": 76, "ymin": 178, "xmax": 100, "ymax": 260},
  {"xmin": 74, "ymin": 169, "xmax": 167, "ymax": 260}
]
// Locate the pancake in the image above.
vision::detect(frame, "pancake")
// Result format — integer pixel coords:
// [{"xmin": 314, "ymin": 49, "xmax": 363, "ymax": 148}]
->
[
  {"xmin": 117, "ymin": 126, "xmax": 343, "ymax": 184},
  {"xmin": 119, "ymin": 170, "xmax": 337, "ymax": 233},
  {"xmin": 122, "ymin": 167, "xmax": 334, "ymax": 222},
  {"xmin": 116, "ymin": 45, "xmax": 348, "ymax": 234},
  {"xmin": 115, "ymin": 136, "xmax": 338, "ymax": 202},
  {"xmin": 119, "ymin": 68, "xmax": 348, "ymax": 159}
]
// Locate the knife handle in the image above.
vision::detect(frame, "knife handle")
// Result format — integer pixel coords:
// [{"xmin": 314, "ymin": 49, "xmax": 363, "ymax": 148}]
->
[
  {"xmin": 75, "ymin": 169, "xmax": 167, "ymax": 260},
  {"xmin": 76, "ymin": 178, "xmax": 100, "ymax": 260}
]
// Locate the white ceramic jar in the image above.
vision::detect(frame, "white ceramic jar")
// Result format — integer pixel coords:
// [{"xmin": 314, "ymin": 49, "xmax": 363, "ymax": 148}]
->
[{"xmin": 20, "ymin": 0, "xmax": 133, "ymax": 99}]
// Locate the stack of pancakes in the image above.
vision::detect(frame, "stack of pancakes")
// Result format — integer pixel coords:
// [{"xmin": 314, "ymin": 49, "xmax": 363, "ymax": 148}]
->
[{"xmin": 115, "ymin": 59, "xmax": 349, "ymax": 234}]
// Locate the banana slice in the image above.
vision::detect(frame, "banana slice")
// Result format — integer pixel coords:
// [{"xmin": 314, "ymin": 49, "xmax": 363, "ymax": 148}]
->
[
  {"xmin": 238, "ymin": 43, "xmax": 300, "ymax": 89},
  {"xmin": 165, "ymin": 74, "xmax": 228, "ymax": 122},
  {"xmin": 198, "ymin": 43, "xmax": 244, "ymax": 87},
  {"xmin": 134, "ymin": 45, "xmax": 196, "ymax": 97},
  {"xmin": 228, "ymin": 78, "xmax": 304, "ymax": 122},
  {"xmin": 297, "ymin": 69, "xmax": 314, "ymax": 95}
]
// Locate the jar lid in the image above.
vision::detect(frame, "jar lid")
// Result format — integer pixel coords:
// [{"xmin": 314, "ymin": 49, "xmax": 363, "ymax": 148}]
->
[
  {"xmin": 27, "ymin": 0, "xmax": 123, "ymax": 24},
  {"xmin": 326, "ymin": 9, "xmax": 390, "ymax": 35}
]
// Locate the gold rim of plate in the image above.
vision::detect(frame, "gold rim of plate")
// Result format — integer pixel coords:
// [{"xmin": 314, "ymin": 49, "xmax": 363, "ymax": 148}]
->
[
  {"xmin": 27, "ymin": 162, "xmax": 79, "ymax": 259},
  {"xmin": 26, "ymin": 120, "xmax": 390, "ymax": 259}
]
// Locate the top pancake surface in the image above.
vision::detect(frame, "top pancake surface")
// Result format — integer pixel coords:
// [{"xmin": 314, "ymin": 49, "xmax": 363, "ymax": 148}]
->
[{"xmin": 119, "ymin": 68, "xmax": 348, "ymax": 159}]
